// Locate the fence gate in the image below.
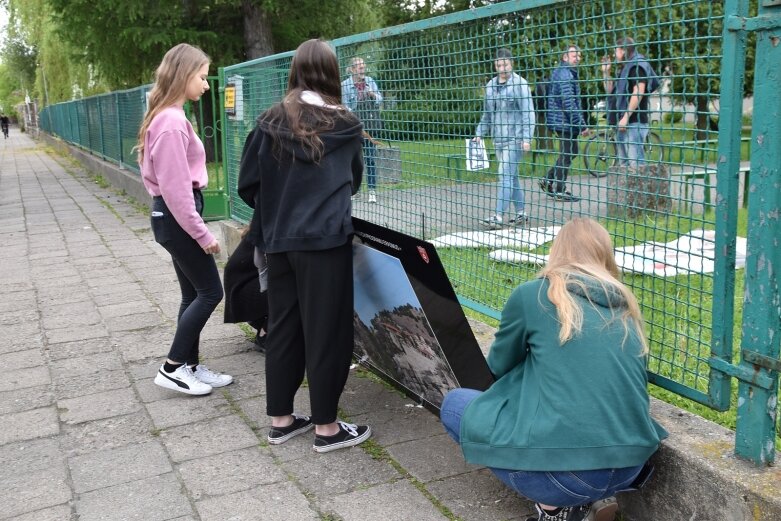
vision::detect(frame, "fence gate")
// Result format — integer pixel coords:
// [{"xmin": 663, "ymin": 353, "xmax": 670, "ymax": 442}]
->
[{"xmin": 714, "ymin": 0, "xmax": 781, "ymax": 466}]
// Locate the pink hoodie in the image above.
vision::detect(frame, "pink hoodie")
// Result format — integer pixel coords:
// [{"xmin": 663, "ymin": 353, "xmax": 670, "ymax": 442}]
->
[{"xmin": 141, "ymin": 106, "xmax": 215, "ymax": 248}]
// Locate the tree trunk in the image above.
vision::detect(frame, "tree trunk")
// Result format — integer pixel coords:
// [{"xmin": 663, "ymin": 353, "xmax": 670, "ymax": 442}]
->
[
  {"xmin": 242, "ymin": 0, "xmax": 274, "ymax": 60},
  {"xmin": 695, "ymin": 96, "xmax": 717, "ymax": 140}
]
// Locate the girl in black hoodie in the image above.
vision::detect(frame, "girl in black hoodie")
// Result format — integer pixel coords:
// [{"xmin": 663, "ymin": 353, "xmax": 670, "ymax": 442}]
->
[{"xmin": 238, "ymin": 39, "xmax": 370, "ymax": 453}]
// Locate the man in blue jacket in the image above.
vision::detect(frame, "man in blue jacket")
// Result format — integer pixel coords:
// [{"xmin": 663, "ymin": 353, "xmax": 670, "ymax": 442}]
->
[
  {"xmin": 541, "ymin": 44, "xmax": 589, "ymax": 202},
  {"xmin": 474, "ymin": 48, "xmax": 536, "ymax": 228}
]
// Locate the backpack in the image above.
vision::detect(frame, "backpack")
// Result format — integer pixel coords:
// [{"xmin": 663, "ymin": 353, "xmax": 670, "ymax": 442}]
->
[{"xmin": 533, "ymin": 79, "xmax": 550, "ymax": 115}]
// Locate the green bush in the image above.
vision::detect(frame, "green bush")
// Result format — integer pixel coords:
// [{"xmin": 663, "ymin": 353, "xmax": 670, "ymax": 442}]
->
[{"xmin": 663, "ymin": 111, "xmax": 684, "ymax": 124}]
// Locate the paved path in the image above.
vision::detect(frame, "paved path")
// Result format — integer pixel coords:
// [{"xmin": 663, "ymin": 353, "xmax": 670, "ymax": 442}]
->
[{"xmin": 0, "ymin": 131, "xmax": 533, "ymax": 520}]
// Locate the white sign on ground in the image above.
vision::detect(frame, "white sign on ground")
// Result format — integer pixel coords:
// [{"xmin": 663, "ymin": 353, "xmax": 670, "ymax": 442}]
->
[{"xmin": 434, "ymin": 227, "xmax": 747, "ymax": 277}]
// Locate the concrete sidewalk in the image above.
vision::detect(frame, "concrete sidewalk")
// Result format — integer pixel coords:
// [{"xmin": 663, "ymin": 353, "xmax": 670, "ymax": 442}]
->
[{"xmin": 0, "ymin": 132, "xmax": 532, "ymax": 520}]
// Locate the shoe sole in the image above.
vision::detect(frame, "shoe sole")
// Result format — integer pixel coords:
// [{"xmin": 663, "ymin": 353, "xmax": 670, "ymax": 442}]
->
[
  {"xmin": 154, "ymin": 372, "xmax": 212, "ymax": 396},
  {"xmin": 203, "ymin": 377, "xmax": 233, "ymax": 388},
  {"xmin": 588, "ymin": 497, "xmax": 618, "ymax": 521},
  {"xmin": 313, "ymin": 425, "xmax": 372, "ymax": 453},
  {"xmin": 267, "ymin": 423, "xmax": 315, "ymax": 445}
]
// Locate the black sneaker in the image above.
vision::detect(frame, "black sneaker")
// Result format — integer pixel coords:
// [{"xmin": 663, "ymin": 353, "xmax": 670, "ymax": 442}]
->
[
  {"xmin": 480, "ymin": 214, "xmax": 503, "ymax": 229},
  {"xmin": 526, "ymin": 502, "xmax": 592, "ymax": 521},
  {"xmin": 313, "ymin": 421, "xmax": 371, "ymax": 453},
  {"xmin": 539, "ymin": 179, "xmax": 554, "ymax": 194},
  {"xmin": 509, "ymin": 211, "xmax": 529, "ymax": 226},
  {"xmin": 553, "ymin": 191, "xmax": 580, "ymax": 202},
  {"xmin": 267, "ymin": 414, "xmax": 314, "ymax": 445}
]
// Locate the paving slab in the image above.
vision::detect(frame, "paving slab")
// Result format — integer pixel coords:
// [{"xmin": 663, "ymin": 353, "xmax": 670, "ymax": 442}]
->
[
  {"xmin": 0, "ymin": 348, "xmax": 46, "ymax": 371},
  {"xmin": 59, "ymin": 411, "xmax": 156, "ymax": 458},
  {"xmin": 177, "ymin": 446, "xmax": 287, "ymax": 500},
  {"xmin": 195, "ymin": 481, "xmax": 320, "ymax": 521},
  {"xmin": 8, "ymin": 505, "xmax": 73, "ymax": 521},
  {"xmin": 76, "ymin": 473, "xmax": 192, "ymax": 521},
  {"xmin": 283, "ymin": 443, "xmax": 402, "ymax": 499},
  {"xmin": 159, "ymin": 414, "xmax": 259, "ymax": 463},
  {"xmin": 54, "ymin": 369, "xmax": 131, "ymax": 400},
  {"xmin": 68, "ymin": 440, "xmax": 172, "ymax": 493},
  {"xmin": 58, "ymin": 387, "xmax": 141, "ymax": 424},
  {"xmin": 0, "ymin": 385, "xmax": 56, "ymax": 415},
  {"xmin": 320, "ymin": 480, "xmax": 450, "ymax": 521},
  {"xmin": 0, "ymin": 465, "xmax": 71, "ymax": 520},
  {"xmin": 146, "ymin": 391, "xmax": 232, "ymax": 429},
  {"xmin": 1, "ymin": 365, "xmax": 51, "ymax": 392},
  {"xmin": 0, "ymin": 406, "xmax": 59, "ymax": 444},
  {"xmin": 385, "ymin": 433, "xmax": 479, "ymax": 483},
  {"xmin": 426, "ymin": 468, "xmax": 532, "ymax": 521}
]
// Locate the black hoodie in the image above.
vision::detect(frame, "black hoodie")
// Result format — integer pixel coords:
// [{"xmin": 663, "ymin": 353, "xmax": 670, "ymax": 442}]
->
[{"xmin": 238, "ymin": 105, "xmax": 364, "ymax": 253}]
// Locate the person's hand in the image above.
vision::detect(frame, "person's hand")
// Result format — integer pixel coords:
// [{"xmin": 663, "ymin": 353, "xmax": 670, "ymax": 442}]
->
[
  {"xmin": 521, "ymin": 141, "xmax": 531, "ymax": 152},
  {"xmin": 472, "ymin": 136, "xmax": 482, "ymax": 143},
  {"xmin": 601, "ymin": 56, "xmax": 612, "ymax": 76},
  {"xmin": 203, "ymin": 239, "xmax": 221, "ymax": 255},
  {"xmin": 617, "ymin": 115, "xmax": 629, "ymax": 131},
  {"xmin": 580, "ymin": 128, "xmax": 593, "ymax": 137}
]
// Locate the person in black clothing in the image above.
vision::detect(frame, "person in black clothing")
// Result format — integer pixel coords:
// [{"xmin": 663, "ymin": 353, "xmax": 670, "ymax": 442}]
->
[
  {"xmin": 541, "ymin": 44, "xmax": 589, "ymax": 201},
  {"xmin": 601, "ymin": 37, "xmax": 657, "ymax": 167},
  {"xmin": 223, "ymin": 230, "xmax": 269, "ymax": 353},
  {"xmin": 238, "ymin": 39, "xmax": 371, "ymax": 454},
  {"xmin": 0, "ymin": 114, "xmax": 9, "ymax": 138}
]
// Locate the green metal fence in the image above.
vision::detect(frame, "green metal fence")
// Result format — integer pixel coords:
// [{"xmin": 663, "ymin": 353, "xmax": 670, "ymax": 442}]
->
[
  {"xmin": 38, "ymin": 79, "xmax": 229, "ymax": 220},
  {"xmin": 222, "ymin": 0, "xmax": 778, "ymax": 464}
]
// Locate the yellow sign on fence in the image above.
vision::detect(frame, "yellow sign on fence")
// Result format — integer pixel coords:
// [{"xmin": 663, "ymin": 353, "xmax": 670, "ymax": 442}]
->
[{"xmin": 224, "ymin": 84, "xmax": 236, "ymax": 115}]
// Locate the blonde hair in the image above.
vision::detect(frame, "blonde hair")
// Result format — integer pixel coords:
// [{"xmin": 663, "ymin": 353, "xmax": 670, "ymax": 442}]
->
[
  {"xmin": 136, "ymin": 43, "xmax": 210, "ymax": 162},
  {"xmin": 538, "ymin": 217, "xmax": 647, "ymax": 352}
]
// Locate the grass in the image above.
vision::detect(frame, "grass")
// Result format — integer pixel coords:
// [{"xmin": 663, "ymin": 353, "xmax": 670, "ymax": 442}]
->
[{"xmin": 375, "ymin": 121, "xmax": 751, "ymax": 192}]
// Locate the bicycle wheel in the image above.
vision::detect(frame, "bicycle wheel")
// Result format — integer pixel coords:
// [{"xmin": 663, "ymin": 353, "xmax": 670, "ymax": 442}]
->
[
  {"xmin": 644, "ymin": 131, "xmax": 664, "ymax": 164},
  {"xmin": 583, "ymin": 132, "xmax": 616, "ymax": 178}
]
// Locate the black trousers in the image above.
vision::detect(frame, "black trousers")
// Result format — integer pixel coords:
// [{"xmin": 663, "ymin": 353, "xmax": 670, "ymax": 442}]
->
[
  {"xmin": 151, "ymin": 193, "xmax": 224, "ymax": 365},
  {"xmin": 545, "ymin": 130, "xmax": 579, "ymax": 192},
  {"xmin": 265, "ymin": 242, "xmax": 354, "ymax": 424}
]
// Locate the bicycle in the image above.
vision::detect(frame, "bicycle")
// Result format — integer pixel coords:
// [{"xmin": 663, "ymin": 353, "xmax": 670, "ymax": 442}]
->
[{"xmin": 582, "ymin": 103, "xmax": 664, "ymax": 177}]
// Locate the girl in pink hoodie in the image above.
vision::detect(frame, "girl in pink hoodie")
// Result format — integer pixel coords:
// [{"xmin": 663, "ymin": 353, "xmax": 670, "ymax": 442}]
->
[{"xmin": 137, "ymin": 43, "xmax": 232, "ymax": 396}]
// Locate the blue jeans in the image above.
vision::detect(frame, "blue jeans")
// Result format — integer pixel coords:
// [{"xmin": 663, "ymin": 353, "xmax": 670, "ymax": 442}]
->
[
  {"xmin": 616, "ymin": 123, "xmax": 649, "ymax": 168},
  {"xmin": 440, "ymin": 388, "xmax": 645, "ymax": 508},
  {"xmin": 494, "ymin": 142, "xmax": 524, "ymax": 217}
]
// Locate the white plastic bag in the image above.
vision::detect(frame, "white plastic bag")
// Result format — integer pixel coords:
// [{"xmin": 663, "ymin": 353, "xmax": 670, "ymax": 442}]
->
[{"xmin": 466, "ymin": 139, "xmax": 489, "ymax": 171}]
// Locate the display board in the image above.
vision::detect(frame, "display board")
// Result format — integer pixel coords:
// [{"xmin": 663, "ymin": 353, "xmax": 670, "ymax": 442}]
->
[{"xmin": 352, "ymin": 218, "xmax": 494, "ymax": 411}]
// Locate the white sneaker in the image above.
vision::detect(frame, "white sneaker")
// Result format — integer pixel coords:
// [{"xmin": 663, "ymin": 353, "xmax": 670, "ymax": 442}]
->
[
  {"xmin": 368, "ymin": 190, "xmax": 377, "ymax": 203},
  {"xmin": 154, "ymin": 364, "xmax": 212, "ymax": 395},
  {"xmin": 192, "ymin": 364, "xmax": 233, "ymax": 388}
]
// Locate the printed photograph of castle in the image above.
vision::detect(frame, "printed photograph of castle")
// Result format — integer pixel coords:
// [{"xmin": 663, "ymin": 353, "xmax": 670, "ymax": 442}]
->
[{"xmin": 353, "ymin": 243, "xmax": 460, "ymax": 408}]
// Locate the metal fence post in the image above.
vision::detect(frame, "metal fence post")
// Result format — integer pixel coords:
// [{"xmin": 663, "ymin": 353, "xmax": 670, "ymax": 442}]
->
[
  {"xmin": 116, "ymin": 92, "xmax": 123, "ymax": 168},
  {"xmin": 733, "ymin": 0, "xmax": 781, "ymax": 466}
]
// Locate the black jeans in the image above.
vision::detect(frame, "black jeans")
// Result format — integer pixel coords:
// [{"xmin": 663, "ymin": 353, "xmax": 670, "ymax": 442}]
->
[
  {"xmin": 151, "ymin": 192, "xmax": 223, "ymax": 365},
  {"xmin": 545, "ymin": 130, "xmax": 579, "ymax": 193},
  {"xmin": 264, "ymin": 242, "xmax": 354, "ymax": 424}
]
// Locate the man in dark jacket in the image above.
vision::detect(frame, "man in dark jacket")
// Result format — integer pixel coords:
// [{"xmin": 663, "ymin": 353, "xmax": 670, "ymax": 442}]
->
[
  {"xmin": 601, "ymin": 37, "xmax": 658, "ymax": 167},
  {"xmin": 541, "ymin": 44, "xmax": 588, "ymax": 202}
]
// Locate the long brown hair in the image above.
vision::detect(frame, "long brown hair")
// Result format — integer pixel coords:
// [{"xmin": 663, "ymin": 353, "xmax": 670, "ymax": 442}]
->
[
  {"xmin": 136, "ymin": 43, "xmax": 210, "ymax": 162},
  {"xmin": 538, "ymin": 217, "xmax": 647, "ymax": 352},
  {"xmin": 262, "ymin": 39, "xmax": 353, "ymax": 162}
]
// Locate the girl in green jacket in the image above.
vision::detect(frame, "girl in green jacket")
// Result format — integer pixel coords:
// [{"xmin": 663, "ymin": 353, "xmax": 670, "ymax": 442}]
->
[{"xmin": 440, "ymin": 217, "xmax": 667, "ymax": 521}]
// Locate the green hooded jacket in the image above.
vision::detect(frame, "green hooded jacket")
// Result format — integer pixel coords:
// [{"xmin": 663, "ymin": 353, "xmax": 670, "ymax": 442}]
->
[{"xmin": 460, "ymin": 276, "xmax": 668, "ymax": 471}]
